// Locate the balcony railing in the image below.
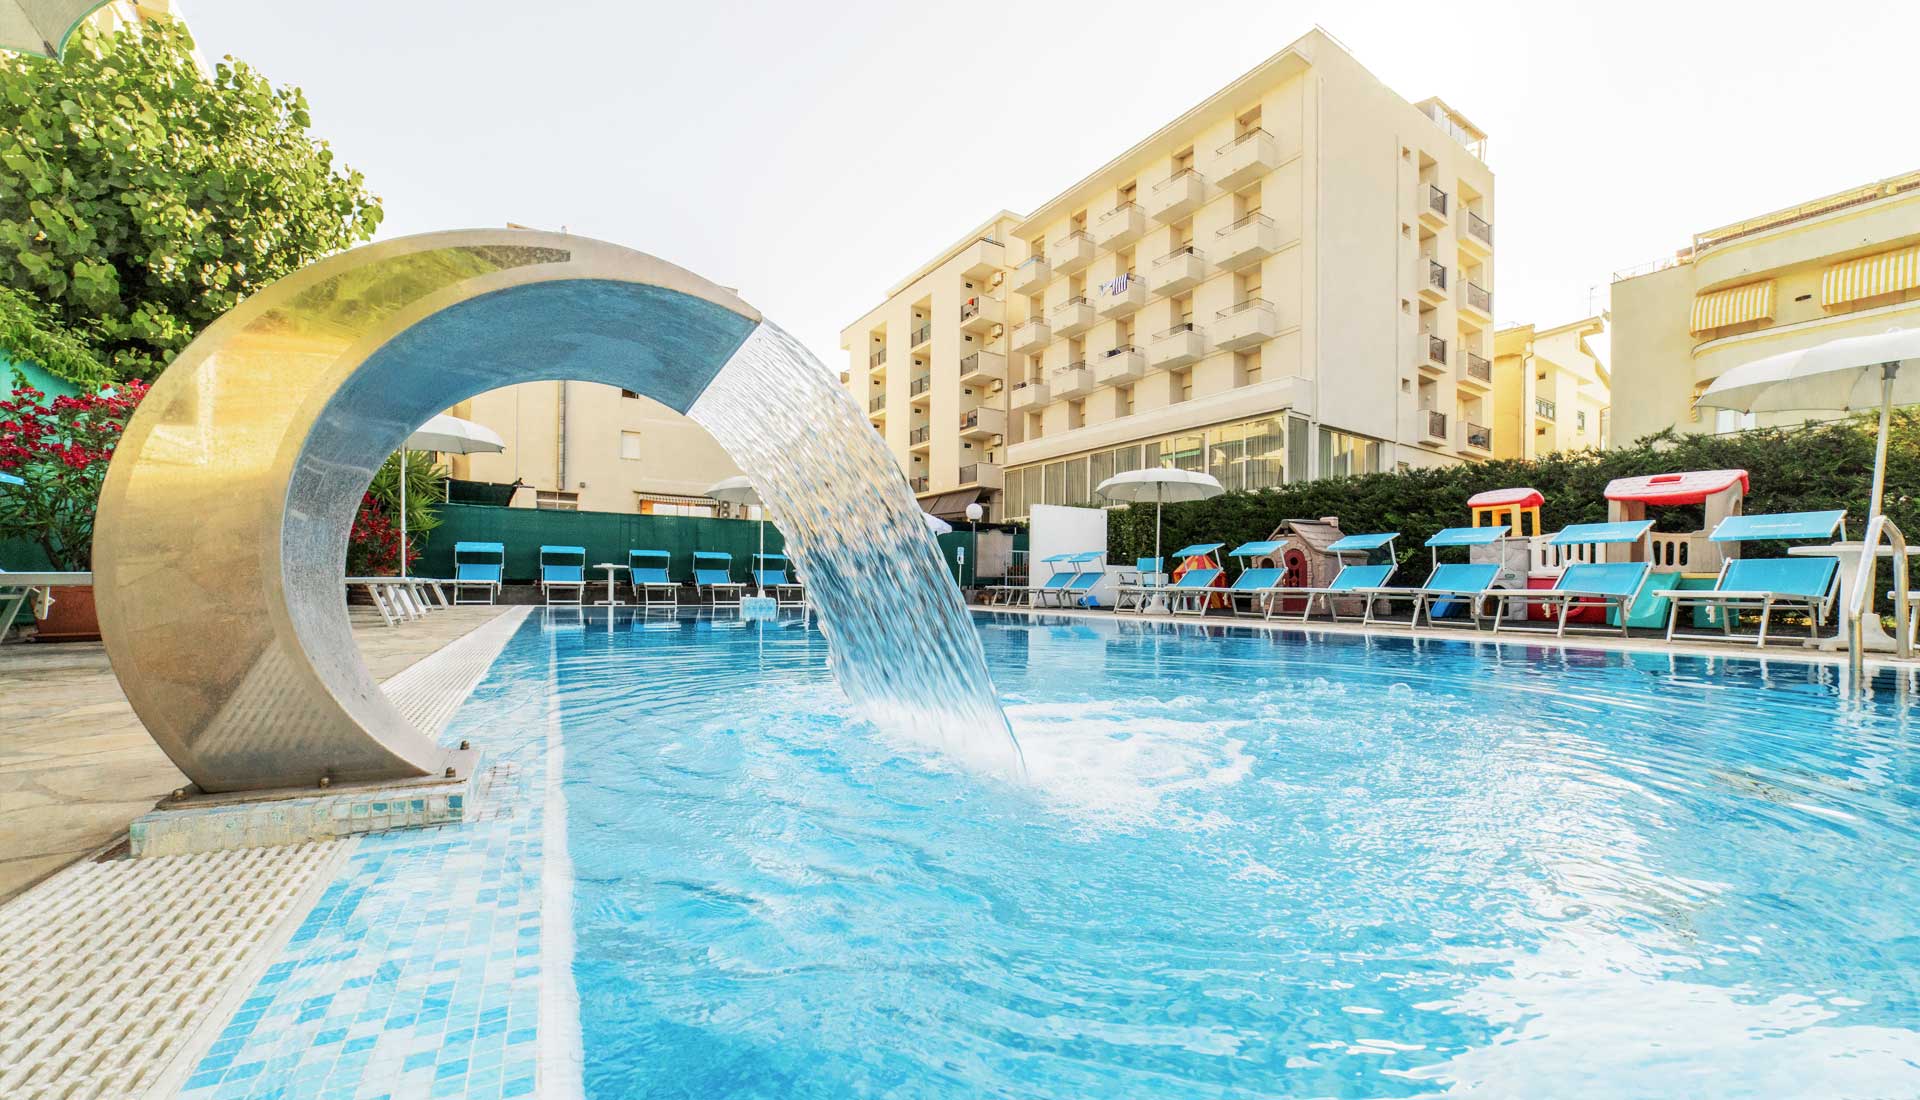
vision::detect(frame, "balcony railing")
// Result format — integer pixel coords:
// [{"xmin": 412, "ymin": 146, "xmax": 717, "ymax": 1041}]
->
[
  {"xmin": 1465, "ymin": 423, "xmax": 1491, "ymax": 451},
  {"xmin": 1216, "ymin": 212, "xmax": 1275, "ymax": 236},
  {"xmin": 1153, "ymin": 168, "xmax": 1200, "ymax": 192},
  {"xmin": 1535, "ymin": 398, "xmax": 1557, "ymax": 420},
  {"xmin": 909, "ymin": 425, "xmax": 930, "ymax": 445},
  {"xmin": 909, "ymin": 375, "xmax": 930, "ymax": 397},
  {"xmin": 1053, "ymin": 230, "xmax": 1093, "ymax": 250},
  {"xmin": 1425, "ymin": 410, "xmax": 1448, "ymax": 438},
  {"xmin": 1157, "ymin": 321, "xmax": 1199, "ymax": 338},
  {"xmin": 1466, "ymin": 211, "xmax": 1493, "ymax": 245},
  {"xmin": 1217, "ymin": 297, "xmax": 1273, "ymax": 319},
  {"xmin": 869, "ymin": 349, "xmax": 886, "ymax": 368},
  {"xmin": 910, "ymin": 476, "xmax": 929, "ymax": 493},
  {"xmin": 958, "ymin": 352, "xmax": 989, "ymax": 376},
  {"xmin": 1426, "ymin": 334, "xmax": 1447, "ymax": 363},
  {"xmin": 1104, "ymin": 343, "xmax": 1139, "ymax": 358},
  {"xmin": 1464, "ymin": 351, "xmax": 1491, "ymax": 382},
  {"xmin": 911, "ymin": 324, "xmax": 931, "ymax": 346},
  {"xmin": 869, "ymin": 395, "xmax": 886, "ymax": 412},
  {"xmin": 1156, "ymin": 244, "xmax": 1203, "ymax": 265},
  {"xmin": 1216, "ymin": 127, "xmax": 1273, "ymax": 155},
  {"xmin": 959, "ymin": 408, "xmax": 990, "ymax": 430},
  {"xmin": 1428, "ymin": 185, "xmax": 1448, "ymax": 217},
  {"xmin": 1051, "ymin": 295, "xmax": 1091, "ymax": 314},
  {"xmin": 1100, "ymin": 201, "xmax": 1141, "ymax": 222},
  {"xmin": 1427, "ymin": 260, "xmax": 1448, "ymax": 290},
  {"xmin": 1055, "ymin": 360, "xmax": 1088, "ymax": 376},
  {"xmin": 1464, "ymin": 281, "xmax": 1492, "ymax": 314},
  {"xmin": 959, "ymin": 464, "xmax": 987, "ymax": 484},
  {"xmin": 959, "ymin": 300, "xmax": 985, "ymax": 324}
]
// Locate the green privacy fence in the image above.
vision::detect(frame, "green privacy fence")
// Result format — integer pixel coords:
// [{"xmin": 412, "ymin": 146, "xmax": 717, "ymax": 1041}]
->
[{"xmin": 415, "ymin": 504, "xmax": 788, "ymax": 584}]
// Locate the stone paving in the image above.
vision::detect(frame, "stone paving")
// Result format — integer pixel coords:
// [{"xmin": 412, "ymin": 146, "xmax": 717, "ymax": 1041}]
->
[{"xmin": 0, "ymin": 606, "xmax": 517, "ymax": 905}]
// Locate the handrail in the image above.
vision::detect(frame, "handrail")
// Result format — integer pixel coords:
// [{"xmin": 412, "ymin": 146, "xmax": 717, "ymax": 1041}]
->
[
  {"xmin": 1848, "ymin": 513, "xmax": 1911, "ymax": 677},
  {"xmin": 1153, "ymin": 168, "xmax": 1201, "ymax": 191}
]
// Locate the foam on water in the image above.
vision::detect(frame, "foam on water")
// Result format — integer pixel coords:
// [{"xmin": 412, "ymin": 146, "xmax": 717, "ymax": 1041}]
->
[{"xmin": 689, "ymin": 322, "xmax": 1023, "ymax": 778}]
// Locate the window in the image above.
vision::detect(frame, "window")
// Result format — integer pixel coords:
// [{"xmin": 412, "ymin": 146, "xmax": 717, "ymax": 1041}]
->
[
  {"xmin": 1287, "ymin": 414, "xmax": 1312, "ymax": 483},
  {"xmin": 536, "ymin": 490, "xmax": 579, "ymax": 511},
  {"xmin": 1576, "ymin": 410, "xmax": 1587, "ymax": 432},
  {"xmin": 620, "ymin": 389, "xmax": 640, "ymax": 399},
  {"xmin": 1175, "ymin": 369, "xmax": 1194, "ymax": 402},
  {"xmin": 619, "ymin": 431, "xmax": 643, "ymax": 460},
  {"xmin": 1318, "ymin": 429, "xmax": 1382, "ymax": 478}
]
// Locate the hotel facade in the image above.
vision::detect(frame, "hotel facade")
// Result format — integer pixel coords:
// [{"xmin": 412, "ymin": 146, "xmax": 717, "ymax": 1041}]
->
[
  {"xmin": 1491, "ymin": 316, "xmax": 1610, "ymax": 459},
  {"xmin": 841, "ymin": 29, "xmax": 1497, "ymax": 520},
  {"xmin": 1610, "ymin": 170, "xmax": 1920, "ymax": 443}
]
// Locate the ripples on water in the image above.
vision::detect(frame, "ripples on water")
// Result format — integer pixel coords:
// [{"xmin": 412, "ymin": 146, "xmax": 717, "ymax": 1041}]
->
[{"xmin": 537, "ymin": 608, "xmax": 1920, "ymax": 1099}]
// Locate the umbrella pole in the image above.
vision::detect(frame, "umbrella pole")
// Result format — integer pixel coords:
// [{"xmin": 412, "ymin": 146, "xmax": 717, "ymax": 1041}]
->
[
  {"xmin": 398, "ymin": 450, "xmax": 408, "ymax": 580},
  {"xmin": 757, "ymin": 514, "xmax": 766, "ymax": 595},
  {"xmin": 1153, "ymin": 498, "xmax": 1164, "ymax": 614},
  {"xmin": 1870, "ymin": 364, "xmax": 1896, "ymax": 523}
]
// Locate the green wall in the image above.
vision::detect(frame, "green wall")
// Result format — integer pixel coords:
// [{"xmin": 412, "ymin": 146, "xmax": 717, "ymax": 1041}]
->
[{"xmin": 416, "ymin": 504, "xmax": 789, "ymax": 584}]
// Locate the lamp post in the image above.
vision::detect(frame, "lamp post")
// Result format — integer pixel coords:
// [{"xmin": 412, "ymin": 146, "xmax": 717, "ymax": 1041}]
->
[{"xmin": 965, "ymin": 502, "xmax": 984, "ymax": 588}]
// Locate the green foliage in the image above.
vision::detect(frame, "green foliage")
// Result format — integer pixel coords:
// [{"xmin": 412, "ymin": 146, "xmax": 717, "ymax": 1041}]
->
[
  {"xmin": 1108, "ymin": 414, "xmax": 1920, "ymax": 575},
  {"xmin": 347, "ymin": 450, "xmax": 447, "ymax": 575},
  {"xmin": 0, "ymin": 285, "xmax": 111, "ymax": 387},
  {"xmin": 0, "ymin": 21, "xmax": 382, "ymax": 378}
]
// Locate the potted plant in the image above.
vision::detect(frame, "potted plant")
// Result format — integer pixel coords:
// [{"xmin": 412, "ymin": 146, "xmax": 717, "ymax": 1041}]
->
[{"xmin": 0, "ymin": 377, "xmax": 149, "ymax": 641}]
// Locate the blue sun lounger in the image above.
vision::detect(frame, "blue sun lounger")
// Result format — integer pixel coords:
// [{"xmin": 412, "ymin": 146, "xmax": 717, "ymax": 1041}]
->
[
  {"xmin": 539, "ymin": 545, "xmax": 587, "ymax": 605},
  {"xmin": 1267, "ymin": 533, "xmax": 1399, "ymax": 621},
  {"xmin": 1355, "ymin": 526, "xmax": 1509, "ymax": 629},
  {"xmin": 452, "ymin": 542, "xmax": 505, "ymax": 604},
  {"xmin": 1029, "ymin": 553, "xmax": 1082, "ymax": 608},
  {"xmin": 1164, "ymin": 543, "xmax": 1227, "ymax": 616},
  {"xmin": 1223, "ymin": 541, "xmax": 1287, "ymax": 617},
  {"xmin": 1036, "ymin": 552, "xmax": 1104, "ymax": 608},
  {"xmin": 1656, "ymin": 511, "xmax": 1845, "ymax": 647},
  {"xmin": 1489, "ymin": 522, "xmax": 1653, "ymax": 637},
  {"xmin": 694, "ymin": 551, "xmax": 746, "ymax": 607},
  {"xmin": 1114, "ymin": 557, "xmax": 1166, "ymax": 612},
  {"xmin": 628, "ymin": 549, "xmax": 677, "ymax": 608},
  {"xmin": 754, "ymin": 553, "xmax": 806, "ymax": 607}
]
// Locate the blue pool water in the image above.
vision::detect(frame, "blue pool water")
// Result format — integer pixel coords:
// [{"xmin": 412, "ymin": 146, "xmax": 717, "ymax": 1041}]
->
[{"xmin": 545, "ymin": 609, "xmax": 1920, "ymax": 1099}]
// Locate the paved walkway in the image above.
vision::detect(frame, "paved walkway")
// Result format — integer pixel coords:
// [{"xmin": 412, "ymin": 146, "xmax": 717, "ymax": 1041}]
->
[{"xmin": 0, "ymin": 606, "xmax": 518, "ymax": 905}]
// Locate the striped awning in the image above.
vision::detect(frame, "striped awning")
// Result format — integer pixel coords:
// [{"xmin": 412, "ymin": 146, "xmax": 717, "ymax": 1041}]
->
[
  {"xmin": 1689, "ymin": 281, "xmax": 1775, "ymax": 335},
  {"xmin": 1823, "ymin": 245, "xmax": 1920, "ymax": 308}
]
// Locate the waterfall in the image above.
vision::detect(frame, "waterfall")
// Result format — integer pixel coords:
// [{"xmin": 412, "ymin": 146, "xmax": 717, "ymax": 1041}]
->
[{"xmin": 689, "ymin": 322, "xmax": 1026, "ymax": 780}]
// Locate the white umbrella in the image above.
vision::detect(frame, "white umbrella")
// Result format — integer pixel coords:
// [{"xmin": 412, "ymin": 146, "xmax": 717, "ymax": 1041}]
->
[
  {"xmin": 397, "ymin": 415, "xmax": 504, "ymax": 578},
  {"xmin": 1695, "ymin": 327, "xmax": 1920, "ymax": 524},
  {"xmin": 1, "ymin": 0, "xmax": 114, "ymax": 59},
  {"xmin": 707, "ymin": 475, "xmax": 771, "ymax": 589},
  {"xmin": 1094, "ymin": 468, "xmax": 1225, "ymax": 579},
  {"xmin": 923, "ymin": 512, "xmax": 954, "ymax": 536}
]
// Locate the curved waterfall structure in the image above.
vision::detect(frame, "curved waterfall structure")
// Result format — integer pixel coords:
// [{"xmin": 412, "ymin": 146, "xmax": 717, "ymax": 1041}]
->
[{"xmin": 93, "ymin": 230, "xmax": 1022, "ymax": 794}]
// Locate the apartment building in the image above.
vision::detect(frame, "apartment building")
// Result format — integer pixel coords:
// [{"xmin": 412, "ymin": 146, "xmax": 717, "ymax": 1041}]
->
[
  {"xmin": 1491, "ymin": 316, "xmax": 1609, "ymax": 459},
  {"xmin": 841, "ymin": 28, "xmax": 1496, "ymax": 520},
  {"xmin": 1611, "ymin": 170, "xmax": 1920, "ymax": 443},
  {"xmin": 445, "ymin": 383, "xmax": 747, "ymax": 516}
]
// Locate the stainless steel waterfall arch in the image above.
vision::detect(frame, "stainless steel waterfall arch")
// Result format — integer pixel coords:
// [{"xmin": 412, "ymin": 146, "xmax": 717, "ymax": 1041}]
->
[{"xmin": 94, "ymin": 230, "xmax": 764, "ymax": 794}]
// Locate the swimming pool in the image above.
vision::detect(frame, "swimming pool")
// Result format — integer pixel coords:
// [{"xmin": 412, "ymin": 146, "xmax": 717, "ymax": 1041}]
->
[{"xmin": 547, "ymin": 609, "xmax": 1920, "ymax": 1099}]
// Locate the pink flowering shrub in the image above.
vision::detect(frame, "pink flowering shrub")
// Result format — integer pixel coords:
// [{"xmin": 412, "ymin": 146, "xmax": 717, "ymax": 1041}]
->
[{"xmin": 0, "ymin": 378, "xmax": 149, "ymax": 570}]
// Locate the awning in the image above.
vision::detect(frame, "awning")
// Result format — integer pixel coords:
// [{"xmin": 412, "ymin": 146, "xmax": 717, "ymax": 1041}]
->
[
  {"xmin": 922, "ymin": 489, "xmax": 983, "ymax": 517},
  {"xmin": 1547, "ymin": 520, "xmax": 1653, "ymax": 546},
  {"xmin": 1604, "ymin": 469, "xmax": 1748, "ymax": 505},
  {"xmin": 1468, "ymin": 487, "xmax": 1543, "ymax": 509},
  {"xmin": 1326, "ymin": 532, "xmax": 1399, "ymax": 552},
  {"xmin": 1823, "ymin": 245, "xmax": 1920, "ymax": 308},
  {"xmin": 1709, "ymin": 510, "xmax": 1846, "ymax": 542},
  {"xmin": 1426, "ymin": 525, "xmax": 1510, "ymax": 547},
  {"xmin": 1690, "ymin": 281, "xmax": 1775, "ymax": 335},
  {"xmin": 1229, "ymin": 540, "xmax": 1286, "ymax": 557}
]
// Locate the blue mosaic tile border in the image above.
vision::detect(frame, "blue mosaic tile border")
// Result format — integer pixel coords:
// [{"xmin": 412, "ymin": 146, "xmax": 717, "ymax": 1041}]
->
[{"xmin": 173, "ymin": 627, "xmax": 561, "ymax": 1100}]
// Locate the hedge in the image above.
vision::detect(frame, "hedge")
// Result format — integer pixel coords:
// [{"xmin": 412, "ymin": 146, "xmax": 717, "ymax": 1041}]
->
[{"xmin": 1108, "ymin": 413, "xmax": 1920, "ymax": 581}]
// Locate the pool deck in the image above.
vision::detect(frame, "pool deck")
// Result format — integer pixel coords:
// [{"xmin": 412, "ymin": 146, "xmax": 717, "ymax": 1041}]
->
[{"xmin": 0, "ymin": 605, "xmax": 521, "ymax": 906}]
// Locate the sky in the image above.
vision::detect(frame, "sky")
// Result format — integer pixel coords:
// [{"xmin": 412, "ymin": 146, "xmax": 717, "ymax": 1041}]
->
[{"xmin": 179, "ymin": 0, "xmax": 1920, "ymax": 372}]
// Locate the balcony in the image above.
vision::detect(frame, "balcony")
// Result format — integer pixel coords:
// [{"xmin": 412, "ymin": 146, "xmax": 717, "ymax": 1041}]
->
[
  {"xmin": 958, "ymin": 461, "xmax": 1005, "ymax": 490},
  {"xmin": 910, "ymin": 322, "xmax": 932, "ymax": 349},
  {"xmin": 1463, "ymin": 422, "xmax": 1492, "ymax": 453},
  {"xmin": 869, "ymin": 348, "xmax": 887, "ymax": 369},
  {"xmin": 1011, "ymin": 255, "xmax": 1051, "ymax": 295},
  {"xmin": 1422, "ymin": 409, "xmax": 1448, "ymax": 442},
  {"xmin": 909, "ymin": 424, "xmax": 931, "ymax": 449},
  {"xmin": 910, "ymin": 475, "xmax": 929, "ymax": 493},
  {"xmin": 1420, "ymin": 184, "xmax": 1449, "ymax": 231},
  {"xmin": 1419, "ymin": 333, "xmax": 1448, "ymax": 376},
  {"xmin": 1145, "ymin": 169, "xmax": 1206, "ymax": 223},
  {"xmin": 1095, "ymin": 274, "xmax": 1147, "ymax": 318},
  {"xmin": 1052, "ymin": 295, "xmax": 1096, "ymax": 336},
  {"xmin": 1093, "ymin": 202, "xmax": 1147, "ymax": 249},
  {"xmin": 1419, "ymin": 258, "xmax": 1449, "ymax": 305},
  {"xmin": 1461, "ymin": 280, "xmax": 1493, "ymax": 322},
  {"xmin": 1010, "ymin": 318, "xmax": 1051, "ymax": 353},
  {"xmin": 1460, "ymin": 210, "xmax": 1493, "ymax": 258},
  {"xmin": 1148, "ymin": 323, "xmax": 1207, "ymax": 369},
  {"xmin": 959, "ymin": 294, "xmax": 1004, "ymax": 334},
  {"xmin": 1214, "ymin": 213, "xmax": 1282, "ymax": 271},
  {"xmin": 909, "ymin": 374, "xmax": 931, "ymax": 406},
  {"xmin": 1214, "ymin": 128, "xmax": 1280, "ymax": 191},
  {"xmin": 959, "ymin": 405, "xmax": 1006, "ymax": 441},
  {"xmin": 957, "ymin": 236, "xmax": 1004, "ymax": 279},
  {"xmin": 1460, "ymin": 351, "xmax": 1492, "ymax": 389},
  {"xmin": 1213, "ymin": 299, "xmax": 1279, "ymax": 350},
  {"xmin": 1009, "ymin": 379, "xmax": 1050, "ymax": 410},
  {"xmin": 1093, "ymin": 345, "xmax": 1145, "ymax": 385},
  {"xmin": 1051, "ymin": 363, "xmax": 1094, "ymax": 399},
  {"xmin": 1535, "ymin": 397, "xmax": 1557, "ymax": 421},
  {"xmin": 958, "ymin": 350, "xmax": 1005, "ymax": 385},
  {"xmin": 1052, "ymin": 230, "xmax": 1096, "ymax": 274},
  {"xmin": 870, "ymin": 393, "xmax": 887, "ymax": 415},
  {"xmin": 1151, "ymin": 246, "xmax": 1208, "ymax": 295}
]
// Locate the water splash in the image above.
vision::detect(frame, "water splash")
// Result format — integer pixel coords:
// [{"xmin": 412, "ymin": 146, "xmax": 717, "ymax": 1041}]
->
[{"xmin": 689, "ymin": 322, "xmax": 1025, "ymax": 779}]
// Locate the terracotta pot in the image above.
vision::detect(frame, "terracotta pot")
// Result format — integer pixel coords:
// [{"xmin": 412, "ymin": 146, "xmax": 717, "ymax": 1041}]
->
[{"xmin": 34, "ymin": 584, "xmax": 101, "ymax": 643}]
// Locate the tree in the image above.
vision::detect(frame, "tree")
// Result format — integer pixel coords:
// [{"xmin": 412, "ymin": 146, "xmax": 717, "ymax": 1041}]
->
[{"xmin": 0, "ymin": 21, "xmax": 382, "ymax": 378}]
